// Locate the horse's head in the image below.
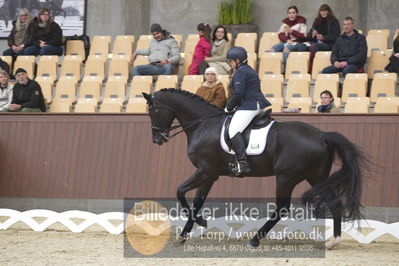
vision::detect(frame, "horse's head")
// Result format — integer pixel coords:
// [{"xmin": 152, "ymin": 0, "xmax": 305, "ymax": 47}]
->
[{"xmin": 143, "ymin": 92, "xmax": 175, "ymax": 145}]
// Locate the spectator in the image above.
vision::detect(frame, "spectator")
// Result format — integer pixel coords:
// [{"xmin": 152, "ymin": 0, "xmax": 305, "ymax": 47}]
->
[
  {"xmin": 385, "ymin": 34, "xmax": 399, "ymax": 73},
  {"xmin": 322, "ymin": 17, "xmax": 367, "ymax": 76},
  {"xmin": 189, "ymin": 23, "xmax": 212, "ymax": 75},
  {"xmin": 200, "ymin": 25, "xmax": 231, "ymax": 75},
  {"xmin": 317, "ymin": 90, "xmax": 339, "ymax": 113},
  {"xmin": 131, "ymin": 23, "xmax": 180, "ymax": 76},
  {"xmin": 0, "ymin": 58, "xmax": 11, "ymax": 77},
  {"xmin": 271, "ymin": 6, "xmax": 307, "ymax": 70},
  {"xmin": 3, "ymin": 8, "xmax": 38, "ymax": 57},
  {"xmin": 5, "ymin": 68, "xmax": 46, "ymax": 112},
  {"xmin": 307, "ymin": 4, "xmax": 340, "ymax": 53},
  {"xmin": 33, "ymin": 8, "xmax": 64, "ymax": 56},
  {"xmin": 0, "ymin": 70, "xmax": 13, "ymax": 112},
  {"xmin": 195, "ymin": 67, "xmax": 227, "ymax": 108}
]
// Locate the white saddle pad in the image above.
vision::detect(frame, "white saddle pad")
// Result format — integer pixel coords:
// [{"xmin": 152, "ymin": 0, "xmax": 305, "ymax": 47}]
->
[{"xmin": 220, "ymin": 119, "xmax": 276, "ymax": 155}]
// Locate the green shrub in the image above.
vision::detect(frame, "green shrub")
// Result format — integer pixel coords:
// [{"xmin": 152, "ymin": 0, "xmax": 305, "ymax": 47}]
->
[{"xmin": 218, "ymin": 0, "xmax": 253, "ymax": 25}]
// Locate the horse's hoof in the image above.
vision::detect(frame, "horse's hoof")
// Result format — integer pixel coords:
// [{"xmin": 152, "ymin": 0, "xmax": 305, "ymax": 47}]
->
[
  {"xmin": 325, "ymin": 236, "xmax": 341, "ymax": 250},
  {"xmin": 195, "ymin": 216, "xmax": 208, "ymax": 228},
  {"xmin": 249, "ymin": 237, "xmax": 260, "ymax": 248},
  {"xmin": 174, "ymin": 237, "xmax": 186, "ymax": 246}
]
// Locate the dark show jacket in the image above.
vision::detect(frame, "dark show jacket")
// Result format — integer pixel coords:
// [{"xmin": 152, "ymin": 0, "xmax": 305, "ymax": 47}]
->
[
  {"xmin": 11, "ymin": 79, "xmax": 46, "ymax": 112},
  {"xmin": 226, "ymin": 64, "xmax": 271, "ymax": 111}
]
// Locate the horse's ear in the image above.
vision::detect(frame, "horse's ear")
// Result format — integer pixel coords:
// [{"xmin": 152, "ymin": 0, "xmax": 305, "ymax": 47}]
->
[{"xmin": 142, "ymin": 92, "xmax": 152, "ymax": 105}]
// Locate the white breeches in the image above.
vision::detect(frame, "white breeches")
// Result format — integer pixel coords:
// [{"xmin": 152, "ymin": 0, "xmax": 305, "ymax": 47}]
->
[{"xmin": 228, "ymin": 103, "xmax": 263, "ymax": 138}]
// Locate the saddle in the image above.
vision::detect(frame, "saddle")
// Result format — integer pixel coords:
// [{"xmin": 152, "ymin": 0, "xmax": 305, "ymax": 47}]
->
[{"xmin": 224, "ymin": 109, "xmax": 273, "ymax": 150}]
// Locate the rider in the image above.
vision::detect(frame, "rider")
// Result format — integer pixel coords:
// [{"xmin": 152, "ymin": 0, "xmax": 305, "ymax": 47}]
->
[{"xmin": 225, "ymin": 46, "xmax": 271, "ymax": 175}]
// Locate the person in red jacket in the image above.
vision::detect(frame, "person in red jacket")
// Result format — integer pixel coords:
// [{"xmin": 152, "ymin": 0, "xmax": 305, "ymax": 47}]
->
[
  {"xmin": 271, "ymin": 6, "xmax": 308, "ymax": 71},
  {"xmin": 188, "ymin": 23, "xmax": 212, "ymax": 74}
]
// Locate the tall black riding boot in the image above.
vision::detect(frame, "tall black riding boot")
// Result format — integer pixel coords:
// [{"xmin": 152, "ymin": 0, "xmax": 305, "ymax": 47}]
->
[{"xmin": 230, "ymin": 133, "xmax": 251, "ymax": 175}]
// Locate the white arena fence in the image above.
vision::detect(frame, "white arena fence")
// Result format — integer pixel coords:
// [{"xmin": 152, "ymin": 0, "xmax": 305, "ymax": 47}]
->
[{"xmin": 0, "ymin": 209, "xmax": 398, "ymax": 244}]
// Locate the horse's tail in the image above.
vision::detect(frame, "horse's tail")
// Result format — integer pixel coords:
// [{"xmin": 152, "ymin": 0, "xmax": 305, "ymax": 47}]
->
[{"xmin": 304, "ymin": 132, "xmax": 367, "ymax": 221}]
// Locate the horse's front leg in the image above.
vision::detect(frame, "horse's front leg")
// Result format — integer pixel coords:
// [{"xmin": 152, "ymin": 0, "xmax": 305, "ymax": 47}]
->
[{"xmin": 176, "ymin": 170, "xmax": 216, "ymax": 242}]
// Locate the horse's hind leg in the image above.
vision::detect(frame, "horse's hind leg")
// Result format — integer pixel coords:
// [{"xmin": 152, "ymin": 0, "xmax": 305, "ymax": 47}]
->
[
  {"xmin": 307, "ymin": 177, "xmax": 343, "ymax": 249},
  {"xmin": 250, "ymin": 177, "xmax": 296, "ymax": 247}
]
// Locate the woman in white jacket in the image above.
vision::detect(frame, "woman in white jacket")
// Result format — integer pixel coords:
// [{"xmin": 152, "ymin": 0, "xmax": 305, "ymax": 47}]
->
[{"xmin": 0, "ymin": 70, "xmax": 13, "ymax": 112}]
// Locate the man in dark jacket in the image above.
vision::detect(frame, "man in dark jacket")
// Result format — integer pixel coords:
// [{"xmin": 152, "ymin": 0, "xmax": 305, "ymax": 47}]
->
[
  {"xmin": 322, "ymin": 17, "xmax": 367, "ymax": 76},
  {"xmin": 6, "ymin": 68, "xmax": 46, "ymax": 112}
]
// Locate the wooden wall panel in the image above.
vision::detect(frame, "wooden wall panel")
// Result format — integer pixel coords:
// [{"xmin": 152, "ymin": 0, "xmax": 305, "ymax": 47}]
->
[{"xmin": 0, "ymin": 114, "xmax": 398, "ymax": 207}]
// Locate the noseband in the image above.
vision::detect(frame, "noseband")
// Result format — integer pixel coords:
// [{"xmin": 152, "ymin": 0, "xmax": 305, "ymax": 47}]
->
[{"xmin": 149, "ymin": 94, "xmax": 225, "ymax": 141}]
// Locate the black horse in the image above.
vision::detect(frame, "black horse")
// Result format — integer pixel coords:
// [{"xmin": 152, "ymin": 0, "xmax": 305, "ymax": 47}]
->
[{"xmin": 143, "ymin": 89, "xmax": 367, "ymax": 248}]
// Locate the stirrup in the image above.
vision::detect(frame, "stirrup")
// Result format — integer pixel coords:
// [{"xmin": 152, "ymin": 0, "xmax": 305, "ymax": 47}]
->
[{"xmin": 229, "ymin": 161, "xmax": 250, "ymax": 177}]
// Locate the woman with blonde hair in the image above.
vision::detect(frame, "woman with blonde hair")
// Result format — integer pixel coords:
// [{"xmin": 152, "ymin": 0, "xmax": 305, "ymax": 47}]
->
[
  {"xmin": 195, "ymin": 67, "xmax": 227, "ymax": 108},
  {"xmin": 3, "ymin": 8, "xmax": 38, "ymax": 57}
]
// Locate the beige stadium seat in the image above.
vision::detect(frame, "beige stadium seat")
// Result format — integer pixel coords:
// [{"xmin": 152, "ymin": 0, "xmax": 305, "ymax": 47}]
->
[
  {"xmin": 49, "ymin": 101, "xmax": 71, "ymax": 113},
  {"xmin": 312, "ymin": 51, "xmax": 332, "ymax": 79},
  {"xmin": 285, "ymin": 52, "xmax": 310, "ymax": 79},
  {"xmin": 374, "ymin": 102, "xmax": 398, "ymax": 113},
  {"xmin": 184, "ymin": 35, "xmax": 199, "ymax": 55},
  {"xmin": 313, "ymin": 74, "xmax": 339, "ymax": 102},
  {"xmin": 79, "ymin": 79, "xmax": 102, "ymax": 102},
  {"xmin": 136, "ymin": 35, "xmax": 152, "ymax": 50},
  {"xmin": 171, "ymin": 34, "xmax": 183, "ymax": 49},
  {"xmin": 287, "ymin": 97, "xmax": 312, "ymax": 113},
  {"xmin": 125, "ymin": 96, "xmax": 148, "ymax": 113},
  {"xmin": 366, "ymin": 34, "xmax": 388, "ymax": 57},
  {"xmin": 108, "ymin": 59, "xmax": 129, "ymax": 81},
  {"xmin": 342, "ymin": 73, "xmax": 368, "ymax": 102},
  {"xmin": 13, "ymin": 56, "xmax": 35, "ymax": 79},
  {"xmin": 36, "ymin": 59, "xmax": 57, "ymax": 81},
  {"xmin": 104, "ymin": 79, "xmax": 126, "ymax": 100},
  {"xmin": 74, "ymin": 101, "xmax": 97, "ymax": 113},
  {"xmin": 60, "ymin": 59, "xmax": 81, "ymax": 80},
  {"xmin": 63, "ymin": 54, "xmax": 83, "ymax": 62},
  {"xmin": 374, "ymin": 97, "xmax": 399, "ymax": 113},
  {"xmin": 258, "ymin": 32, "xmax": 280, "ymax": 58},
  {"xmin": 65, "ymin": 40, "xmax": 85, "ymax": 59},
  {"xmin": 131, "ymin": 75, "xmax": 152, "ymax": 96},
  {"xmin": 344, "ymin": 97, "xmax": 370, "ymax": 113},
  {"xmin": 36, "ymin": 78, "xmax": 53, "ymax": 104},
  {"xmin": 155, "ymin": 75, "xmax": 178, "ymax": 91},
  {"xmin": 217, "ymin": 75, "xmax": 231, "ymax": 92},
  {"xmin": 247, "ymin": 53, "xmax": 256, "ymax": 69},
  {"xmin": 269, "ymin": 97, "xmax": 284, "ymax": 112},
  {"xmin": 258, "ymin": 52, "xmax": 282, "ymax": 76},
  {"xmin": 370, "ymin": 73, "xmax": 397, "ymax": 102},
  {"xmin": 235, "ymin": 33, "xmax": 257, "ymax": 53},
  {"xmin": 54, "ymin": 79, "xmax": 77, "ymax": 105},
  {"xmin": 286, "ymin": 74, "xmax": 311, "ymax": 101},
  {"xmin": 261, "ymin": 74, "xmax": 283, "ymax": 98},
  {"xmin": 367, "ymin": 29, "xmax": 390, "ymax": 40},
  {"xmin": 112, "ymin": 38, "xmax": 133, "ymax": 58},
  {"xmin": 0, "ymin": 56, "xmax": 12, "ymax": 69},
  {"xmin": 90, "ymin": 35, "xmax": 111, "ymax": 58},
  {"xmin": 100, "ymin": 98, "xmax": 123, "ymax": 113},
  {"xmin": 84, "ymin": 58, "xmax": 105, "ymax": 80},
  {"xmin": 116, "ymin": 35, "xmax": 135, "ymax": 42},
  {"xmin": 367, "ymin": 50, "xmax": 390, "ymax": 78},
  {"xmin": 134, "ymin": 55, "xmax": 149, "ymax": 67},
  {"xmin": 39, "ymin": 55, "xmax": 59, "ymax": 62},
  {"xmin": 181, "ymin": 75, "xmax": 204, "ymax": 93},
  {"xmin": 182, "ymin": 52, "xmax": 193, "ymax": 76}
]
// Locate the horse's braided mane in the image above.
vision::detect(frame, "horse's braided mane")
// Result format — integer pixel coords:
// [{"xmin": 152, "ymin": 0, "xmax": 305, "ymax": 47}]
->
[{"xmin": 158, "ymin": 88, "xmax": 223, "ymax": 112}]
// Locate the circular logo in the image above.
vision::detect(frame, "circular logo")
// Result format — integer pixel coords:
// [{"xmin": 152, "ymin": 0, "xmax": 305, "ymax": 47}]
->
[{"xmin": 125, "ymin": 200, "xmax": 171, "ymax": 255}]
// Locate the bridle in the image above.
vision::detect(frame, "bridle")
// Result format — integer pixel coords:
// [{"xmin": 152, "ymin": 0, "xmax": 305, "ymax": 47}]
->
[{"xmin": 149, "ymin": 94, "xmax": 225, "ymax": 142}]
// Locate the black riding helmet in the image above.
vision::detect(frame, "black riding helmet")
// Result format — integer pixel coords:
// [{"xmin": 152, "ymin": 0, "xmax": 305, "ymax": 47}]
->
[{"xmin": 226, "ymin": 46, "xmax": 248, "ymax": 64}]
